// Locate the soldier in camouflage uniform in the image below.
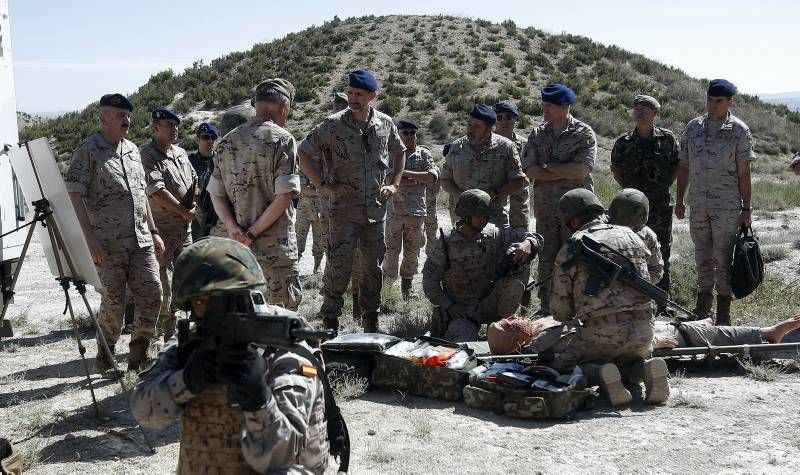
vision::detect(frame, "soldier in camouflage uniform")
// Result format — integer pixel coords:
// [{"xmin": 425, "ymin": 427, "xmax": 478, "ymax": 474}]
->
[
  {"xmin": 141, "ymin": 108, "xmax": 198, "ymax": 342},
  {"xmin": 523, "ymin": 84, "xmax": 597, "ymax": 315},
  {"xmin": 611, "ymin": 95, "xmax": 678, "ymax": 310},
  {"xmin": 423, "ymin": 189, "xmax": 542, "ymax": 342},
  {"xmin": 549, "ymin": 189, "xmax": 667, "ymax": 406},
  {"xmin": 296, "ymin": 171, "xmax": 325, "ymax": 273},
  {"xmin": 188, "ymin": 122, "xmax": 219, "ymax": 240},
  {"xmin": 790, "ymin": 151, "xmax": 800, "ymax": 175},
  {"xmin": 493, "ymin": 101, "xmax": 530, "ymax": 230},
  {"xmin": 208, "ymin": 79, "xmax": 302, "ymax": 310},
  {"xmin": 440, "ymin": 104, "xmax": 527, "ymax": 228},
  {"xmin": 299, "ymin": 70, "xmax": 406, "ymax": 333},
  {"xmin": 383, "ymin": 120, "xmax": 438, "ymax": 299},
  {"xmin": 675, "ymin": 79, "xmax": 755, "ymax": 326},
  {"xmin": 130, "ymin": 237, "xmax": 329, "ymax": 474},
  {"xmin": 65, "ymin": 93, "xmax": 164, "ymax": 374},
  {"xmin": 608, "ymin": 188, "xmax": 664, "ymax": 285}
]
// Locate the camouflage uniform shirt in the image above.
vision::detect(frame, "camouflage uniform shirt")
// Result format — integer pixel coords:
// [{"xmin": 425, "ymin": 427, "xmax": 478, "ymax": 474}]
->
[
  {"xmin": 508, "ymin": 131, "xmax": 531, "ymax": 230},
  {"xmin": 140, "ymin": 140, "xmax": 197, "ymax": 233},
  {"xmin": 207, "ymin": 117, "xmax": 301, "ymax": 259},
  {"xmin": 299, "ymin": 108, "xmax": 405, "ymax": 223},
  {"xmin": 550, "ymin": 219, "xmax": 652, "ymax": 322},
  {"xmin": 522, "ymin": 114, "xmax": 597, "ymax": 217},
  {"xmin": 441, "ymin": 133, "xmax": 526, "ymax": 226},
  {"xmin": 64, "ymin": 132, "xmax": 153, "ymax": 251},
  {"xmin": 422, "ymin": 223, "xmax": 542, "ymax": 309},
  {"xmin": 679, "ymin": 113, "xmax": 756, "ymax": 210},
  {"xmin": 130, "ymin": 336, "xmax": 328, "ymax": 473},
  {"xmin": 637, "ymin": 225, "xmax": 664, "ymax": 284},
  {"xmin": 389, "ymin": 146, "xmax": 438, "ymax": 217},
  {"xmin": 610, "ymin": 126, "xmax": 679, "ymax": 204}
]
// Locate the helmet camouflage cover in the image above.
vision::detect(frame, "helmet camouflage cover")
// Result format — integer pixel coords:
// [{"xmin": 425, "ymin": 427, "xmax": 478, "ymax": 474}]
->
[
  {"xmin": 558, "ymin": 188, "xmax": 604, "ymax": 224},
  {"xmin": 172, "ymin": 237, "xmax": 266, "ymax": 307},
  {"xmin": 455, "ymin": 189, "xmax": 493, "ymax": 218},
  {"xmin": 608, "ymin": 188, "xmax": 650, "ymax": 230}
]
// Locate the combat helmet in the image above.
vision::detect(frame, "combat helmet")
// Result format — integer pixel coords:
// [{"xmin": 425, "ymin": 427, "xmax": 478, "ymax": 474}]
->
[
  {"xmin": 558, "ymin": 189, "xmax": 604, "ymax": 224},
  {"xmin": 172, "ymin": 237, "xmax": 266, "ymax": 310},
  {"xmin": 455, "ymin": 189, "xmax": 493, "ymax": 218},
  {"xmin": 219, "ymin": 104, "xmax": 256, "ymax": 136},
  {"xmin": 608, "ymin": 188, "xmax": 650, "ymax": 231}
]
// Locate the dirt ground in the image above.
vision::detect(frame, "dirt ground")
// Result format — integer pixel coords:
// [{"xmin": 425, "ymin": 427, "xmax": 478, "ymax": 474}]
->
[{"xmin": 2, "ymin": 216, "xmax": 800, "ymax": 473}]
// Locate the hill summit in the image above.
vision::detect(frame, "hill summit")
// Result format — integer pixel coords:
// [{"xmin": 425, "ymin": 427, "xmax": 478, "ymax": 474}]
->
[{"xmin": 21, "ymin": 15, "xmax": 800, "ymax": 160}]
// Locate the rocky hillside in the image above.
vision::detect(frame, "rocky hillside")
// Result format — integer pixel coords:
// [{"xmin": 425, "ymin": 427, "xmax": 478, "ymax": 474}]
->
[
  {"xmin": 20, "ymin": 15, "xmax": 800, "ymax": 164},
  {"xmin": 16, "ymin": 111, "xmax": 48, "ymax": 132}
]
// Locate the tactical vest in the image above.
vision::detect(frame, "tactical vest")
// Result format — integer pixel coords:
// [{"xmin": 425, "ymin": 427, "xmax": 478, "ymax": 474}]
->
[{"xmin": 178, "ymin": 384, "xmax": 255, "ymax": 475}]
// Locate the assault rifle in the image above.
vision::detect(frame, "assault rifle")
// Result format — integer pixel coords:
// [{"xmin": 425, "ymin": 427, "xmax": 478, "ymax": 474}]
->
[
  {"xmin": 561, "ymin": 235, "xmax": 699, "ymax": 320},
  {"xmin": 177, "ymin": 290, "xmax": 349, "ymax": 472}
]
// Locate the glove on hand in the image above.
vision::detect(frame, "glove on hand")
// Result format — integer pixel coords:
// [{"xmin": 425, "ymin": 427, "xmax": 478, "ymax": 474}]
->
[
  {"xmin": 183, "ymin": 347, "xmax": 220, "ymax": 394},
  {"xmin": 218, "ymin": 343, "xmax": 269, "ymax": 411}
]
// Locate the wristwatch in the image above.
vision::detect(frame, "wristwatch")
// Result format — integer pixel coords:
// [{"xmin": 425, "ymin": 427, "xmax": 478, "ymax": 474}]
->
[
  {"xmin": 245, "ymin": 229, "xmax": 257, "ymax": 240},
  {"xmin": 541, "ymin": 162, "xmax": 549, "ymax": 169}
]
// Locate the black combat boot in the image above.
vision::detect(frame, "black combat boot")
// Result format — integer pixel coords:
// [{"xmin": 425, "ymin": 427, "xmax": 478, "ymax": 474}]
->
[
  {"xmin": 322, "ymin": 316, "xmax": 340, "ymax": 337},
  {"xmin": 401, "ymin": 278, "xmax": 413, "ymax": 300},
  {"xmin": 313, "ymin": 255, "xmax": 323, "ymax": 274},
  {"xmin": 715, "ymin": 294, "xmax": 732, "ymax": 326},
  {"xmin": 362, "ymin": 312, "xmax": 379, "ymax": 333},
  {"xmin": 127, "ymin": 338, "xmax": 150, "ymax": 372},
  {"xmin": 692, "ymin": 291, "xmax": 714, "ymax": 319}
]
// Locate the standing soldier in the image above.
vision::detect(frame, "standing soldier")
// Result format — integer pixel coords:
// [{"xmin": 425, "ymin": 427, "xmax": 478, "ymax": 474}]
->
[
  {"xmin": 299, "ymin": 70, "xmax": 406, "ymax": 333},
  {"xmin": 423, "ymin": 144, "xmax": 446, "ymax": 255},
  {"xmin": 296, "ymin": 171, "xmax": 325, "ymax": 273},
  {"xmin": 188, "ymin": 122, "xmax": 219, "ymax": 240},
  {"xmin": 523, "ymin": 83, "xmax": 597, "ymax": 315},
  {"xmin": 439, "ymin": 104, "xmax": 527, "ymax": 228},
  {"xmin": 675, "ymin": 79, "xmax": 755, "ymax": 325},
  {"xmin": 493, "ymin": 101, "xmax": 530, "ymax": 231},
  {"xmin": 208, "ymin": 79, "xmax": 302, "ymax": 310},
  {"xmin": 383, "ymin": 120, "xmax": 438, "ymax": 299},
  {"xmin": 610, "ymin": 95, "xmax": 679, "ymax": 314},
  {"xmin": 141, "ymin": 108, "xmax": 198, "ymax": 342},
  {"xmin": 66, "ymin": 93, "xmax": 164, "ymax": 373}
]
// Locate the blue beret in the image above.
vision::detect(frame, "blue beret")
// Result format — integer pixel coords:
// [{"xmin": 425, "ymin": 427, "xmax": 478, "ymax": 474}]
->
[
  {"xmin": 196, "ymin": 122, "xmax": 219, "ymax": 138},
  {"xmin": 152, "ymin": 107, "xmax": 181, "ymax": 124},
  {"xmin": 707, "ymin": 79, "xmax": 737, "ymax": 97},
  {"xmin": 541, "ymin": 83, "xmax": 577, "ymax": 105},
  {"xmin": 493, "ymin": 101, "xmax": 519, "ymax": 116},
  {"xmin": 348, "ymin": 69, "xmax": 379, "ymax": 92},
  {"xmin": 442, "ymin": 143, "xmax": 452, "ymax": 157},
  {"xmin": 470, "ymin": 104, "xmax": 497, "ymax": 125},
  {"xmin": 398, "ymin": 119, "xmax": 418, "ymax": 130},
  {"xmin": 99, "ymin": 93, "xmax": 133, "ymax": 111}
]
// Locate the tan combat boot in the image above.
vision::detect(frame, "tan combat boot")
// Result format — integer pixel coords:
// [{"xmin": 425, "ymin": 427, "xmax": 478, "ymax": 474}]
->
[
  {"xmin": 642, "ymin": 358, "xmax": 670, "ymax": 404},
  {"xmin": 715, "ymin": 294, "xmax": 732, "ymax": 326},
  {"xmin": 582, "ymin": 363, "xmax": 632, "ymax": 407},
  {"xmin": 692, "ymin": 291, "xmax": 714, "ymax": 319},
  {"xmin": 127, "ymin": 337, "xmax": 150, "ymax": 372},
  {"xmin": 95, "ymin": 343, "xmax": 116, "ymax": 375}
]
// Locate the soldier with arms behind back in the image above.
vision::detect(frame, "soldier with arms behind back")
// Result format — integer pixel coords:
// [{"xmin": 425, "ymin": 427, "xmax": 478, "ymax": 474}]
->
[{"xmin": 130, "ymin": 237, "xmax": 330, "ymax": 474}]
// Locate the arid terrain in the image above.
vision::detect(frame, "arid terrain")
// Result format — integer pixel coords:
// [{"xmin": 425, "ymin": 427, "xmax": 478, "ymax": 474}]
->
[{"xmin": 2, "ymin": 204, "xmax": 800, "ymax": 474}]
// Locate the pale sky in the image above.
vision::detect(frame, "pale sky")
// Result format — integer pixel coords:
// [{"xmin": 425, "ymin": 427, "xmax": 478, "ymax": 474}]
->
[{"xmin": 8, "ymin": 0, "xmax": 799, "ymax": 113}]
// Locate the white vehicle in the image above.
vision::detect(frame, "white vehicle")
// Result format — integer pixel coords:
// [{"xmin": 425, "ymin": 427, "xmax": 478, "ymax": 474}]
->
[{"xmin": 0, "ymin": 0, "xmax": 27, "ymax": 334}]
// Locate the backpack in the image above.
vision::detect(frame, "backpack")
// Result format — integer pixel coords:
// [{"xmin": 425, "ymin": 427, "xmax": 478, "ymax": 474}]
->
[{"xmin": 730, "ymin": 226, "xmax": 764, "ymax": 299}]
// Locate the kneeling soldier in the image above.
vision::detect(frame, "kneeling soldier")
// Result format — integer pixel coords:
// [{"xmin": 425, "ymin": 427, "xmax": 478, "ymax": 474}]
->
[
  {"xmin": 130, "ymin": 237, "xmax": 331, "ymax": 474},
  {"xmin": 423, "ymin": 189, "xmax": 542, "ymax": 342}
]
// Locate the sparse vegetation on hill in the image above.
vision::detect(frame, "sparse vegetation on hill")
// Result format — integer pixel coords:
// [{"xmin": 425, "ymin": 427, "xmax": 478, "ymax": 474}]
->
[{"xmin": 20, "ymin": 15, "xmax": 800, "ymax": 164}]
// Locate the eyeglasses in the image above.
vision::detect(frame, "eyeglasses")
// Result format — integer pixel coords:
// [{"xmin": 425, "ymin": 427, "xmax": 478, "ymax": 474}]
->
[
  {"xmin": 496, "ymin": 113, "xmax": 516, "ymax": 121},
  {"xmin": 199, "ymin": 135, "xmax": 216, "ymax": 141},
  {"xmin": 400, "ymin": 130, "xmax": 417, "ymax": 136}
]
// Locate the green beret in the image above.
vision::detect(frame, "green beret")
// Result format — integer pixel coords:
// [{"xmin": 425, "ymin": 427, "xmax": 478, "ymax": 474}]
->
[
  {"xmin": 633, "ymin": 94, "xmax": 660, "ymax": 110},
  {"xmin": 255, "ymin": 78, "xmax": 295, "ymax": 105}
]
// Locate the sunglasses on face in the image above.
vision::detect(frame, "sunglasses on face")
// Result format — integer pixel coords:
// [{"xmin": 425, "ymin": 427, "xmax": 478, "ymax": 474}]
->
[
  {"xmin": 496, "ymin": 114, "xmax": 515, "ymax": 121},
  {"xmin": 199, "ymin": 135, "xmax": 216, "ymax": 141},
  {"xmin": 400, "ymin": 130, "xmax": 417, "ymax": 136}
]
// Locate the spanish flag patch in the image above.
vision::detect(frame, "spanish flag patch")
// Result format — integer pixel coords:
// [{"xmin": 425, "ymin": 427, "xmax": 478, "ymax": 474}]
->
[{"xmin": 301, "ymin": 365, "xmax": 318, "ymax": 377}]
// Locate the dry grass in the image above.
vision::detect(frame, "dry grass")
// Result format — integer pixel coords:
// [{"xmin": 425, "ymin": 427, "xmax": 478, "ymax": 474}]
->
[
  {"xmin": 738, "ymin": 358, "xmax": 785, "ymax": 382},
  {"xmin": 0, "ymin": 342, "xmax": 20, "ymax": 353},
  {"xmin": 366, "ymin": 443, "xmax": 396, "ymax": 464},
  {"xmin": 20, "ymin": 436, "xmax": 50, "ymax": 471},
  {"xmin": 669, "ymin": 389, "xmax": 707, "ymax": 409},
  {"xmin": 331, "ymin": 373, "xmax": 368, "ymax": 401},
  {"xmin": 410, "ymin": 415, "xmax": 433, "ymax": 440},
  {"xmin": 0, "ymin": 370, "xmax": 25, "ymax": 386}
]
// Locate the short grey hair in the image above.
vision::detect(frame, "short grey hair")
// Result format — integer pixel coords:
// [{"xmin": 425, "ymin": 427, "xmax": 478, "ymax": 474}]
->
[{"xmin": 255, "ymin": 88, "xmax": 290, "ymax": 106}]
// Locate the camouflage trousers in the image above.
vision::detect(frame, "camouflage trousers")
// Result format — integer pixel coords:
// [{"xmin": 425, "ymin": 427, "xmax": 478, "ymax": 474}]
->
[
  {"xmin": 256, "ymin": 254, "xmax": 302, "ymax": 311},
  {"xmin": 95, "ymin": 246, "xmax": 162, "ymax": 347},
  {"xmin": 320, "ymin": 216, "xmax": 385, "ymax": 319},
  {"xmin": 444, "ymin": 276, "xmax": 526, "ymax": 342},
  {"xmin": 551, "ymin": 309, "xmax": 653, "ymax": 370},
  {"xmin": 508, "ymin": 185, "xmax": 530, "ymax": 231},
  {"xmin": 156, "ymin": 224, "xmax": 191, "ymax": 340},
  {"xmin": 689, "ymin": 207, "xmax": 739, "ymax": 296},
  {"xmin": 297, "ymin": 194, "xmax": 325, "ymax": 259},
  {"xmin": 383, "ymin": 214, "xmax": 426, "ymax": 279},
  {"xmin": 648, "ymin": 200, "xmax": 673, "ymax": 295},
  {"xmin": 535, "ymin": 214, "xmax": 572, "ymax": 309},
  {"xmin": 424, "ymin": 182, "xmax": 440, "ymax": 255}
]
